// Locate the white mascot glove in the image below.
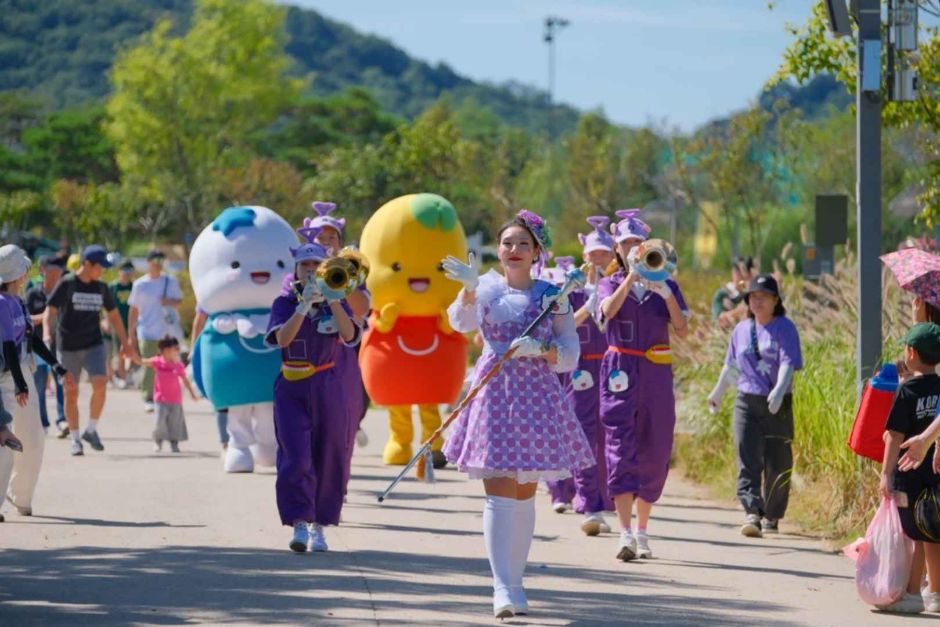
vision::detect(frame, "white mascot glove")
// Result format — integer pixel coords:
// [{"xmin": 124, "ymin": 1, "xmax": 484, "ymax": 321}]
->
[
  {"xmin": 296, "ymin": 279, "xmax": 324, "ymax": 315},
  {"xmin": 509, "ymin": 336, "xmax": 544, "ymax": 359},
  {"xmin": 442, "ymin": 253, "xmax": 480, "ymax": 292}
]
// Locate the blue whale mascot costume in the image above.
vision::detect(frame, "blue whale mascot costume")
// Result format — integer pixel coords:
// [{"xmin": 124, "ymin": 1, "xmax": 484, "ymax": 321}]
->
[{"xmin": 189, "ymin": 206, "xmax": 298, "ymax": 472}]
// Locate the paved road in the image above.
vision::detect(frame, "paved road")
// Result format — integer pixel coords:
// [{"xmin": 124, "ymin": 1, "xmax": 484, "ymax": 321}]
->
[{"xmin": 0, "ymin": 386, "xmax": 922, "ymax": 625}]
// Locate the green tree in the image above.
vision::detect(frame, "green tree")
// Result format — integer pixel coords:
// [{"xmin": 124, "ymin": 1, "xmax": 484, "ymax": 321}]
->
[
  {"xmin": 23, "ymin": 106, "xmax": 118, "ymax": 184},
  {"xmin": 106, "ymin": 0, "xmax": 303, "ymax": 236}
]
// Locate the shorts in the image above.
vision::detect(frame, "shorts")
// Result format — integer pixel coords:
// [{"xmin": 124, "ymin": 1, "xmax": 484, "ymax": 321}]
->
[
  {"xmin": 58, "ymin": 344, "xmax": 108, "ymax": 379},
  {"xmin": 896, "ymin": 471, "xmax": 940, "ymax": 543}
]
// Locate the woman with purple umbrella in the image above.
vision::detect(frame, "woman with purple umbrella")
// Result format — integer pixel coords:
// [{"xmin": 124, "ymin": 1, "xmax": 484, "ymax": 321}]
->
[{"xmin": 597, "ymin": 209, "xmax": 689, "ymax": 561}]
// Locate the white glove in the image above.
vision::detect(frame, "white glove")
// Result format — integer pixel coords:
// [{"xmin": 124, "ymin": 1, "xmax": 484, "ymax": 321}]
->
[
  {"xmin": 296, "ymin": 280, "xmax": 324, "ymax": 315},
  {"xmin": 646, "ymin": 280, "xmax": 674, "ymax": 300},
  {"xmin": 442, "ymin": 253, "xmax": 480, "ymax": 291},
  {"xmin": 625, "ymin": 246, "xmax": 640, "ymax": 268},
  {"xmin": 766, "ymin": 364, "xmax": 794, "ymax": 415},
  {"xmin": 509, "ymin": 336, "xmax": 544, "ymax": 359}
]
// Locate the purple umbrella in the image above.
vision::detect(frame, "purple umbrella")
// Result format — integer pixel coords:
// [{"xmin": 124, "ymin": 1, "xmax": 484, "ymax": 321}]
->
[{"xmin": 881, "ymin": 248, "xmax": 940, "ymax": 308}]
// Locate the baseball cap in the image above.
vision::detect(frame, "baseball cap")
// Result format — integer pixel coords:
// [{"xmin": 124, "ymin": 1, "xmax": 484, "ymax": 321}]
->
[
  {"xmin": 904, "ymin": 322, "xmax": 940, "ymax": 365},
  {"xmin": 81, "ymin": 245, "xmax": 113, "ymax": 268},
  {"xmin": 146, "ymin": 249, "xmax": 166, "ymax": 261},
  {"xmin": 119, "ymin": 260, "xmax": 135, "ymax": 271},
  {"xmin": 744, "ymin": 274, "xmax": 781, "ymax": 301}
]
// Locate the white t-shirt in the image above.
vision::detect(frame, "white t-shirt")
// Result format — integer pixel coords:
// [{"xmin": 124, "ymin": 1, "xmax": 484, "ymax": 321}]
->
[{"xmin": 128, "ymin": 274, "xmax": 183, "ymax": 341}]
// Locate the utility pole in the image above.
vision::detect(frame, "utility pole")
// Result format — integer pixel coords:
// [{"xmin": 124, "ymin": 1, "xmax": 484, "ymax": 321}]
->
[
  {"xmin": 543, "ymin": 16, "xmax": 569, "ymax": 141},
  {"xmin": 855, "ymin": 0, "xmax": 882, "ymax": 391}
]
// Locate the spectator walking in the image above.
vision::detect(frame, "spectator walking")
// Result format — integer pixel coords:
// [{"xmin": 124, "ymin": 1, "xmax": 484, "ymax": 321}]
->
[
  {"xmin": 24, "ymin": 255, "xmax": 67, "ymax": 435},
  {"xmin": 43, "ymin": 245, "xmax": 132, "ymax": 456},
  {"xmin": 127, "ymin": 250, "xmax": 183, "ymax": 413},
  {"xmin": 108, "ymin": 260, "xmax": 135, "ymax": 389}
]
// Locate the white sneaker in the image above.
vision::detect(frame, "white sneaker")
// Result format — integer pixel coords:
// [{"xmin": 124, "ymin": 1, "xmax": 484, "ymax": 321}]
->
[
  {"xmin": 924, "ymin": 590, "xmax": 940, "ymax": 613},
  {"xmin": 143, "ymin": 401, "xmax": 155, "ymax": 413},
  {"xmin": 552, "ymin": 501, "xmax": 571, "ymax": 514},
  {"xmin": 635, "ymin": 530, "xmax": 652, "ymax": 558},
  {"xmin": 509, "ymin": 586, "xmax": 528, "ymax": 615},
  {"xmin": 355, "ymin": 428, "xmax": 369, "ymax": 447},
  {"xmin": 289, "ymin": 521, "xmax": 309, "ymax": 553},
  {"xmin": 598, "ymin": 513, "xmax": 612, "ymax": 534},
  {"xmin": 493, "ymin": 586, "xmax": 514, "ymax": 619},
  {"xmin": 308, "ymin": 523, "xmax": 328, "ymax": 552},
  {"xmin": 581, "ymin": 512, "xmax": 603, "ymax": 536},
  {"xmin": 617, "ymin": 529, "xmax": 637, "ymax": 561},
  {"xmin": 877, "ymin": 592, "xmax": 924, "ymax": 613},
  {"xmin": 741, "ymin": 513, "xmax": 762, "ymax": 538}
]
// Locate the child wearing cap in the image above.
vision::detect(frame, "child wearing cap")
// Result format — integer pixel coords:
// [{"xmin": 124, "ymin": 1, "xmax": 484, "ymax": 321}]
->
[
  {"xmin": 265, "ymin": 225, "xmax": 361, "ymax": 553},
  {"xmin": 708, "ymin": 274, "xmax": 802, "ymax": 538},
  {"xmin": 876, "ymin": 322, "xmax": 940, "ymax": 614}
]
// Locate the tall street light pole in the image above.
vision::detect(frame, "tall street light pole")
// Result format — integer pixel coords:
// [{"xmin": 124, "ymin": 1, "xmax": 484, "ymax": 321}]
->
[{"xmin": 544, "ymin": 16, "xmax": 569, "ymax": 140}]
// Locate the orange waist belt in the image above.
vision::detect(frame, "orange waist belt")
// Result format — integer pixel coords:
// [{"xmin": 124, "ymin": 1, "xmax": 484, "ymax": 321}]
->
[
  {"xmin": 281, "ymin": 360, "xmax": 335, "ymax": 381},
  {"xmin": 606, "ymin": 345, "xmax": 672, "ymax": 365},
  {"xmin": 581, "ymin": 353, "xmax": 605, "ymax": 361}
]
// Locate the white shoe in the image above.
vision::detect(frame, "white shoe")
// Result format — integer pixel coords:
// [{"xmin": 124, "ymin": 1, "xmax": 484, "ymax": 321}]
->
[
  {"xmin": 289, "ymin": 522, "xmax": 309, "ymax": 552},
  {"xmin": 924, "ymin": 590, "xmax": 940, "ymax": 613},
  {"xmin": 552, "ymin": 501, "xmax": 570, "ymax": 514},
  {"xmin": 308, "ymin": 523, "xmax": 328, "ymax": 552},
  {"xmin": 635, "ymin": 530, "xmax": 652, "ymax": 558},
  {"xmin": 153, "ymin": 441, "xmax": 163, "ymax": 453},
  {"xmin": 355, "ymin": 428, "xmax": 369, "ymax": 447},
  {"xmin": 877, "ymin": 592, "xmax": 924, "ymax": 613},
  {"xmin": 6, "ymin": 497, "xmax": 31, "ymax": 516},
  {"xmin": 509, "ymin": 586, "xmax": 528, "ymax": 615},
  {"xmin": 598, "ymin": 513, "xmax": 612, "ymax": 534},
  {"xmin": 581, "ymin": 512, "xmax": 603, "ymax": 536},
  {"xmin": 617, "ymin": 529, "xmax": 637, "ymax": 561},
  {"xmin": 493, "ymin": 586, "xmax": 514, "ymax": 619},
  {"xmin": 741, "ymin": 513, "xmax": 762, "ymax": 538},
  {"xmin": 143, "ymin": 401, "xmax": 155, "ymax": 413}
]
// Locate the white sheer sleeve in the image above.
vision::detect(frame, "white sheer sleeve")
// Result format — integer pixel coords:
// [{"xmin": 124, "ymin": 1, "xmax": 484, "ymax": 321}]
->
[
  {"xmin": 551, "ymin": 305, "xmax": 580, "ymax": 373},
  {"xmin": 446, "ymin": 289, "xmax": 479, "ymax": 333}
]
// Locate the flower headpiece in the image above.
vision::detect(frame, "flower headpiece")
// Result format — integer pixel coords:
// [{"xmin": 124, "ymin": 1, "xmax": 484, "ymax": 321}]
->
[
  {"xmin": 611, "ymin": 209, "xmax": 651, "ymax": 243},
  {"xmin": 309, "ymin": 200, "xmax": 346, "ymax": 235},
  {"xmin": 515, "ymin": 208, "xmax": 553, "ymax": 277},
  {"xmin": 291, "ymin": 221, "xmax": 328, "ymax": 263},
  {"xmin": 578, "ymin": 215, "xmax": 615, "ymax": 253}
]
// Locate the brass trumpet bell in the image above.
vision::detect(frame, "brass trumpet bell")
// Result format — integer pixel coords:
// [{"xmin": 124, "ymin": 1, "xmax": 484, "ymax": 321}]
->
[
  {"xmin": 635, "ymin": 238, "xmax": 678, "ymax": 282},
  {"xmin": 337, "ymin": 246, "xmax": 370, "ymax": 285},
  {"xmin": 316, "ymin": 256, "xmax": 359, "ymax": 296}
]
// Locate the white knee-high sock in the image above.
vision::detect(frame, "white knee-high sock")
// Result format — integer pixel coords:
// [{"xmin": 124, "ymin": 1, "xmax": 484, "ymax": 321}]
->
[
  {"xmin": 510, "ymin": 496, "xmax": 536, "ymax": 589},
  {"xmin": 483, "ymin": 495, "xmax": 516, "ymax": 596}
]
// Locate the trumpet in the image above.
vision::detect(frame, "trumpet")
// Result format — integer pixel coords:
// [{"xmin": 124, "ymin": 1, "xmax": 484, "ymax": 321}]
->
[
  {"xmin": 337, "ymin": 246, "xmax": 370, "ymax": 286},
  {"xmin": 635, "ymin": 238, "xmax": 678, "ymax": 282},
  {"xmin": 314, "ymin": 248, "xmax": 371, "ymax": 299}
]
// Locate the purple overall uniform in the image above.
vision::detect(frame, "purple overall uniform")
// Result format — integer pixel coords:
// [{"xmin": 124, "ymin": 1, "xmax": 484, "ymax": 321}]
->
[
  {"xmin": 266, "ymin": 293, "xmax": 361, "ymax": 526},
  {"xmin": 597, "ymin": 273, "xmax": 688, "ymax": 503}
]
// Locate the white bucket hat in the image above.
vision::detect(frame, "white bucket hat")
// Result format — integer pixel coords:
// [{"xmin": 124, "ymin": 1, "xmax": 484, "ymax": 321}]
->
[{"xmin": 0, "ymin": 245, "xmax": 31, "ymax": 284}]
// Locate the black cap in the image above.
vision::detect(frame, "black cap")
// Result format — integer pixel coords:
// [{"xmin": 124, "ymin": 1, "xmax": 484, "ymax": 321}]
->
[
  {"xmin": 146, "ymin": 249, "xmax": 166, "ymax": 261},
  {"xmin": 46, "ymin": 254, "xmax": 67, "ymax": 269},
  {"xmin": 81, "ymin": 245, "xmax": 113, "ymax": 268},
  {"xmin": 119, "ymin": 260, "xmax": 135, "ymax": 271},
  {"xmin": 744, "ymin": 274, "xmax": 780, "ymax": 300}
]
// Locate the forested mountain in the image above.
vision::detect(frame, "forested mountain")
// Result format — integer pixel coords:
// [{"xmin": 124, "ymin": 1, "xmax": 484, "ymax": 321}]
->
[{"xmin": 0, "ymin": 0, "xmax": 579, "ymax": 133}]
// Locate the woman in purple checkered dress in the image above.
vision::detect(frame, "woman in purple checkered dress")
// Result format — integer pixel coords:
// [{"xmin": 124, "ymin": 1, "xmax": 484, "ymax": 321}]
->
[{"xmin": 440, "ymin": 210, "xmax": 593, "ymax": 620}]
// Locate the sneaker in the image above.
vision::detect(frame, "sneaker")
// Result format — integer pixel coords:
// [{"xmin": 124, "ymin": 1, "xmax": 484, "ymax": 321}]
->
[
  {"xmin": 877, "ymin": 592, "xmax": 924, "ymax": 613},
  {"xmin": 153, "ymin": 441, "xmax": 163, "ymax": 453},
  {"xmin": 81, "ymin": 430, "xmax": 104, "ymax": 451},
  {"xmin": 493, "ymin": 587, "xmax": 514, "ymax": 619},
  {"xmin": 355, "ymin": 428, "xmax": 369, "ymax": 448},
  {"xmin": 924, "ymin": 590, "xmax": 940, "ymax": 613},
  {"xmin": 509, "ymin": 586, "xmax": 528, "ymax": 615},
  {"xmin": 552, "ymin": 501, "xmax": 569, "ymax": 514},
  {"xmin": 581, "ymin": 512, "xmax": 604, "ymax": 536},
  {"xmin": 170, "ymin": 441, "xmax": 180, "ymax": 454},
  {"xmin": 308, "ymin": 523, "xmax": 328, "ymax": 552},
  {"xmin": 289, "ymin": 521, "xmax": 309, "ymax": 553},
  {"xmin": 741, "ymin": 513, "xmax": 762, "ymax": 538},
  {"xmin": 56, "ymin": 424, "xmax": 70, "ymax": 439},
  {"xmin": 617, "ymin": 529, "xmax": 637, "ymax": 561},
  {"xmin": 70, "ymin": 440, "xmax": 84, "ymax": 456},
  {"xmin": 6, "ymin": 497, "xmax": 31, "ymax": 516},
  {"xmin": 761, "ymin": 518, "xmax": 779, "ymax": 534},
  {"xmin": 598, "ymin": 513, "xmax": 612, "ymax": 534},
  {"xmin": 636, "ymin": 530, "xmax": 652, "ymax": 558},
  {"xmin": 143, "ymin": 402, "xmax": 155, "ymax": 413}
]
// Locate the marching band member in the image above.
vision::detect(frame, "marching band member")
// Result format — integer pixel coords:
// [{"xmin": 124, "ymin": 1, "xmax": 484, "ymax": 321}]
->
[
  {"xmin": 597, "ymin": 209, "xmax": 689, "ymax": 561},
  {"xmin": 441, "ymin": 210, "xmax": 593, "ymax": 619},
  {"xmin": 266, "ymin": 226, "xmax": 361, "ymax": 553}
]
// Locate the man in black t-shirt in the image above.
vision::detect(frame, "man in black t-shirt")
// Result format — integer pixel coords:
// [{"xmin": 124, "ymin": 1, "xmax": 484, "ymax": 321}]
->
[
  {"xmin": 44, "ymin": 245, "xmax": 134, "ymax": 456},
  {"xmin": 25, "ymin": 254, "xmax": 67, "ymax": 434},
  {"xmin": 880, "ymin": 322, "xmax": 940, "ymax": 613}
]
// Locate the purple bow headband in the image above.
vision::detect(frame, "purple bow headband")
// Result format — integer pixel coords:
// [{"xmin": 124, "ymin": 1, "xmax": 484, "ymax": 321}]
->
[
  {"xmin": 578, "ymin": 215, "xmax": 615, "ymax": 252},
  {"xmin": 291, "ymin": 222, "xmax": 328, "ymax": 263},
  {"xmin": 611, "ymin": 209, "xmax": 651, "ymax": 243}
]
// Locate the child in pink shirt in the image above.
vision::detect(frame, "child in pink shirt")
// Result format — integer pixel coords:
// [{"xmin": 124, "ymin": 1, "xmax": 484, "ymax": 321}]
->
[{"xmin": 134, "ymin": 336, "xmax": 198, "ymax": 453}]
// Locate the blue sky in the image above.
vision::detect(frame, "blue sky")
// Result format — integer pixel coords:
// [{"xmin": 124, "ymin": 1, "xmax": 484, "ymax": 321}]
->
[{"xmin": 289, "ymin": 0, "xmax": 821, "ymax": 130}]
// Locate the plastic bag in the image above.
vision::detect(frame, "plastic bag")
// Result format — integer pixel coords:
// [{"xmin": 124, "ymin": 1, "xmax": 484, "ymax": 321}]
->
[{"xmin": 843, "ymin": 497, "xmax": 915, "ymax": 606}]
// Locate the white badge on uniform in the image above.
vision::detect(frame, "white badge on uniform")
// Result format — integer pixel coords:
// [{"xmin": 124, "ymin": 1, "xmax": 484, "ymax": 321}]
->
[
  {"xmin": 572, "ymin": 369, "xmax": 595, "ymax": 391},
  {"xmin": 607, "ymin": 369, "xmax": 629, "ymax": 393}
]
